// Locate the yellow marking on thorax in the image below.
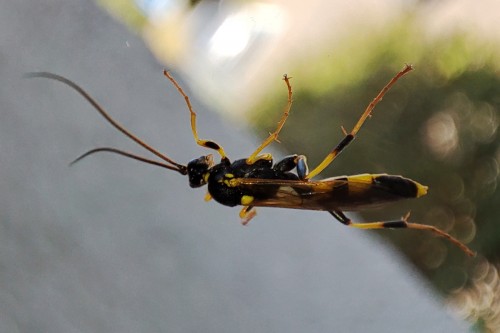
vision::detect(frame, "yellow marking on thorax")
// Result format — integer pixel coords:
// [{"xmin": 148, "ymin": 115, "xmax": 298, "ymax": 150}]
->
[
  {"xmin": 203, "ymin": 173, "xmax": 210, "ymax": 183},
  {"xmin": 241, "ymin": 195, "xmax": 254, "ymax": 205}
]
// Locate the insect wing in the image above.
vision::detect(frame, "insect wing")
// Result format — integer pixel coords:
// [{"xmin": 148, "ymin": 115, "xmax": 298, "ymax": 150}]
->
[
  {"xmin": 233, "ymin": 177, "xmax": 348, "ymax": 210},
  {"xmin": 234, "ymin": 174, "xmax": 425, "ymax": 211}
]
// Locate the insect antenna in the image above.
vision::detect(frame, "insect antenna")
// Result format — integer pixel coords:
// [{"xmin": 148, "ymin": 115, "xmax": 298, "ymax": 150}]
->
[
  {"xmin": 25, "ymin": 72, "xmax": 187, "ymax": 175},
  {"xmin": 70, "ymin": 147, "xmax": 187, "ymax": 174}
]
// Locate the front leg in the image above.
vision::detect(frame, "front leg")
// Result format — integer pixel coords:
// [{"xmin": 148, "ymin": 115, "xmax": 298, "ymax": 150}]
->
[{"xmin": 240, "ymin": 206, "xmax": 256, "ymax": 225}]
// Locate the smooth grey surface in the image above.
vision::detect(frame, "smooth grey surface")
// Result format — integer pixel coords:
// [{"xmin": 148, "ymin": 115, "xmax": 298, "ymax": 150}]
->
[{"xmin": 0, "ymin": 1, "xmax": 469, "ymax": 332}]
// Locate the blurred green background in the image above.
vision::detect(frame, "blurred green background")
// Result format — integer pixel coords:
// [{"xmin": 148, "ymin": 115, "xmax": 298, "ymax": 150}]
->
[{"xmin": 95, "ymin": 0, "xmax": 500, "ymax": 331}]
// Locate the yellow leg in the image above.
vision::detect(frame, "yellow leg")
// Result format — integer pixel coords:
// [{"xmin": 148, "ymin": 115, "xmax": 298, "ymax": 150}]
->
[
  {"xmin": 246, "ymin": 74, "xmax": 293, "ymax": 164},
  {"xmin": 239, "ymin": 206, "xmax": 257, "ymax": 225},
  {"xmin": 306, "ymin": 65, "xmax": 414, "ymax": 179},
  {"xmin": 164, "ymin": 70, "xmax": 227, "ymax": 159},
  {"xmin": 330, "ymin": 210, "xmax": 475, "ymax": 257}
]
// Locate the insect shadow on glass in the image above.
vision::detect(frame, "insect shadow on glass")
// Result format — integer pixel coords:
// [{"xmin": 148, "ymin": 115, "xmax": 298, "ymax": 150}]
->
[{"xmin": 25, "ymin": 65, "xmax": 475, "ymax": 257}]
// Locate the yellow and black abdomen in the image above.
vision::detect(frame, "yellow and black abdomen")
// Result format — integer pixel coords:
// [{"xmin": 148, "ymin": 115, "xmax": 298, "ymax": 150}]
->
[
  {"xmin": 325, "ymin": 174, "xmax": 428, "ymax": 211},
  {"xmin": 241, "ymin": 173, "xmax": 428, "ymax": 212}
]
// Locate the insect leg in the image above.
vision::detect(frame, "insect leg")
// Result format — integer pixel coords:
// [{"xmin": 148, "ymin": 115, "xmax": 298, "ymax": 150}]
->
[
  {"xmin": 246, "ymin": 74, "xmax": 293, "ymax": 165},
  {"xmin": 329, "ymin": 210, "xmax": 475, "ymax": 257},
  {"xmin": 163, "ymin": 70, "xmax": 228, "ymax": 159},
  {"xmin": 240, "ymin": 206, "xmax": 257, "ymax": 225},
  {"xmin": 305, "ymin": 65, "xmax": 414, "ymax": 180}
]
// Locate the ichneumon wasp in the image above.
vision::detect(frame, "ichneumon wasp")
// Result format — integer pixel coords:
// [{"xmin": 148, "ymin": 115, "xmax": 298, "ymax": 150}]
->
[{"xmin": 26, "ymin": 65, "xmax": 475, "ymax": 256}]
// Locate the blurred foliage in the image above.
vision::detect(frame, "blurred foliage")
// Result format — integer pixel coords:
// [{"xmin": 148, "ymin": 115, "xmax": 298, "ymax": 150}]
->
[
  {"xmin": 448, "ymin": 260, "xmax": 500, "ymax": 332},
  {"xmin": 251, "ymin": 16, "xmax": 500, "ymax": 301},
  {"xmin": 95, "ymin": 0, "xmax": 146, "ymax": 29}
]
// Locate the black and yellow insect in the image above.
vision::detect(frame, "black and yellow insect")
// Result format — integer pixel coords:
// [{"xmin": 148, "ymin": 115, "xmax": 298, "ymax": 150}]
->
[{"xmin": 27, "ymin": 65, "xmax": 475, "ymax": 256}]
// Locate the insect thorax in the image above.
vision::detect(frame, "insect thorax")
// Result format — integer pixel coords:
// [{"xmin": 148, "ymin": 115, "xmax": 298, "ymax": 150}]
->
[{"xmin": 206, "ymin": 157, "xmax": 299, "ymax": 207}]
